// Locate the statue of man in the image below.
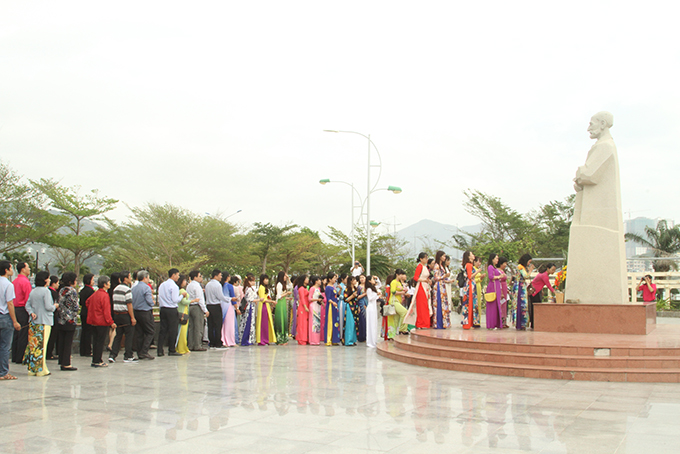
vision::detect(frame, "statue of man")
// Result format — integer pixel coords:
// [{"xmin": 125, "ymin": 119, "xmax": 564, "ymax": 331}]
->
[{"xmin": 565, "ymin": 112, "xmax": 628, "ymax": 305}]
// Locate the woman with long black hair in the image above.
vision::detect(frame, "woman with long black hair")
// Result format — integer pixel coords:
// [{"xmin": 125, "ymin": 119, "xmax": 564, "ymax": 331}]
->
[
  {"xmin": 365, "ymin": 275, "xmax": 380, "ymax": 348},
  {"xmin": 274, "ymin": 271, "xmax": 290, "ymax": 345},
  {"xmin": 485, "ymin": 254, "xmax": 503, "ymax": 330},
  {"xmin": 55, "ymin": 272, "xmax": 79, "ymax": 371},
  {"xmin": 404, "ymin": 252, "xmax": 431, "ymax": 329}
]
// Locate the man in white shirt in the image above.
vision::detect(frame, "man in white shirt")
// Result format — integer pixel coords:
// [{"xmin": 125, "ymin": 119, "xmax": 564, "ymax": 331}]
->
[
  {"xmin": 351, "ymin": 261, "xmax": 364, "ymax": 277},
  {"xmin": 0, "ymin": 261, "xmax": 21, "ymax": 380},
  {"xmin": 186, "ymin": 270, "xmax": 209, "ymax": 351},
  {"xmin": 204, "ymin": 269, "xmax": 230, "ymax": 348},
  {"xmin": 157, "ymin": 268, "xmax": 184, "ymax": 357}
]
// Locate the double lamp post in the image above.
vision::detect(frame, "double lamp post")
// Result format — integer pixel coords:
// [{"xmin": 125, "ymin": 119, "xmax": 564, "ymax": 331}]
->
[{"xmin": 320, "ymin": 130, "xmax": 402, "ymax": 276}]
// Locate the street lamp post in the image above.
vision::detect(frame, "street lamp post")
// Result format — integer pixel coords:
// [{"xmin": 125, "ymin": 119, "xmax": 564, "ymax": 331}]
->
[
  {"xmin": 322, "ymin": 129, "xmax": 401, "ymax": 275},
  {"xmin": 319, "ymin": 179, "xmax": 361, "ymax": 264}
]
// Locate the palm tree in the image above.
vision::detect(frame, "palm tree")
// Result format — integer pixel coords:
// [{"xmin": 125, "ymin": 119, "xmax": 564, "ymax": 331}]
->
[{"xmin": 625, "ymin": 220, "xmax": 680, "ymax": 271}]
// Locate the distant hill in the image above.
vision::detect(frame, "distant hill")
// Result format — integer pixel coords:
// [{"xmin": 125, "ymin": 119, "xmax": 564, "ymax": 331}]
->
[{"xmin": 397, "ymin": 219, "xmax": 482, "ymax": 260}]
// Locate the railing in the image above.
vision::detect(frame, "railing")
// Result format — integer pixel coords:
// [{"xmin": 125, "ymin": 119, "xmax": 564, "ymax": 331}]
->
[
  {"xmin": 525, "ymin": 270, "xmax": 680, "ymax": 305},
  {"xmin": 628, "ymin": 272, "xmax": 680, "ymax": 305}
]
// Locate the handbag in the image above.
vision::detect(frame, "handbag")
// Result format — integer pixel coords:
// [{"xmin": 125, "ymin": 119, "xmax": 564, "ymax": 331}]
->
[
  {"xmin": 484, "ymin": 292, "xmax": 496, "ymax": 302},
  {"xmin": 179, "ymin": 312, "xmax": 189, "ymax": 325},
  {"xmin": 383, "ymin": 304, "xmax": 397, "ymax": 316}
]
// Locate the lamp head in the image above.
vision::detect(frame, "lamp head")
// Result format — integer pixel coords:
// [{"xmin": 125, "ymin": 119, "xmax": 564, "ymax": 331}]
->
[
  {"xmin": 323, "ymin": 130, "xmax": 339, "ymax": 133},
  {"xmin": 319, "ymin": 179, "xmax": 330, "ymax": 185},
  {"xmin": 388, "ymin": 186, "xmax": 402, "ymax": 194},
  {"xmin": 370, "ymin": 221, "xmax": 380, "ymax": 228}
]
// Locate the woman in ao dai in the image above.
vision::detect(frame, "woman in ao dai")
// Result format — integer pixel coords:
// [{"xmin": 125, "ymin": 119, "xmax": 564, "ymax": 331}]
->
[
  {"xmin": 256, "ymin": 274, "xmax": 277, "ymax": 345},
  {"xmin": 238, "ymin": 274, "xmax": 258, "ymax": 346},
  {"xmin": 343, "ymin": 276, "xmax": 358, "ymax": 346},
  {"xmin": 365, "ymin": 275, "xmax": 380, "ymax": 348},
  {"xmin": 431, "ymin": 251, "xmax": 452, "ymax": 329},
  {"xmin": 296, "ymin": 275, "xmax": 310, "ymax": 345},
  {"xmin": 308, "ymin": 276, "xmax": 324, "ymax": 345},
  {"xmin": 274, "ymin": 271, "xmax": 290, "ymax": 345},
  {"xmin": 485, "ymin": 254, "xmax": 503, "ymax": 329}
]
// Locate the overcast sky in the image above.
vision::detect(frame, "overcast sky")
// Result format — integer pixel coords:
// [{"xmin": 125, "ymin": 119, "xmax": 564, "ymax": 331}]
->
[{"xmin": 1, "ymin": 1, "xmax": 678, "ymax": 242}]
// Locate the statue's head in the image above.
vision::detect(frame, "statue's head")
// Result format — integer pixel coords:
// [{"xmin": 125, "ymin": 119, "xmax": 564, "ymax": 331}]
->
[{"xmin": 588, "ymin": 111, "xmax": 614, "ymax": 139}]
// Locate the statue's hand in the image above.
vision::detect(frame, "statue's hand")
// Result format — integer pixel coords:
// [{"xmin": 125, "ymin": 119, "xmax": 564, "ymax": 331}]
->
[{"xmin": 573, "ymin": 179, "xmax": 583, "ymax": 192}]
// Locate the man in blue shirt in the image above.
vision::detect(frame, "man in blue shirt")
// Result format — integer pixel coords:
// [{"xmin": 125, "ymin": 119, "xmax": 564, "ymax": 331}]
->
[
  {"xmin": 132, "ymin": 270, "xmax": 156, "ymax": 360},
  {"xmin": 157, "ymin": 268, "xmax": 183, "ymax": 357},
  {"xmin": 0, "ymin": 261, "xmax": 21, "ymax": 380}
]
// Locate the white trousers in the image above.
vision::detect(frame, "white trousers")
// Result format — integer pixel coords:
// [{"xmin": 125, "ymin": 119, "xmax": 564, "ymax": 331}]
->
[{"xmin": 366, "ymin": 302, "xmax": 378, "ymax": 348}]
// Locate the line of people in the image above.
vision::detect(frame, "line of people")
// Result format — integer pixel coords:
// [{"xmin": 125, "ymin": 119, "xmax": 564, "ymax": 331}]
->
[{"xmin": 405, "ymin": 250, "xmax": 560, "ymax": 332}]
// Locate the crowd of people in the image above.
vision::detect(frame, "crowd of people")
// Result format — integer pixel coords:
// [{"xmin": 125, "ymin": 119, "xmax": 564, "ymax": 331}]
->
[{"xmin": 1, "ymin": 251, "xmax": 569, "ymax": 380}]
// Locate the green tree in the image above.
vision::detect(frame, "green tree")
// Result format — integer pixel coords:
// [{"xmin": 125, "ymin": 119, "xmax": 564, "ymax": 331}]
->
[
  {"xmin": 0, "ymin": 161, "xmax": 64, "ymax": 255},
  {"xmin": 451, "ymin": 190, "xmax": 574, "ymax": 262},
  {"xmin": 271, "ymin": 228, "xmax": 324, "ymax": 274},
  {"xmin": 530, "ymin": 195, "xmax": 575, "ymax": 258},
  {"xmin": 452, "ymin": 190, "xmax": 537, "ymax": 261},
  {"xmin": 32, "ymin": 179, "xmax": 118, "ymax": 277},
  {"xmin": 1, "ymin": 250, "xmax": 36, "ymax": 271},
  {"xmin": 104, "ymin": 203, "xmax": 241, "ymax": 281},
  {"xmin": 625, "ymin": 220, "xmax": 680, "ymax": 272},
  {"xmin": 324, "ymin": 226, "xmax": 402, "ymax": 278},
  {"xmin": 249, "ymin": 222, "xmax": 297, "ymax": 273}
]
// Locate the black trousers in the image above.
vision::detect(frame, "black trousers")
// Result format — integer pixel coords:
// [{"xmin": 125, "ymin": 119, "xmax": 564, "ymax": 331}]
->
[
  {"xmin": 11, "ymin": 306, "xmax": 29, "ymax": 364},
  {"xmin": 158, "ymin": 307, "xmax": 179, "ymax": 355},
  {"xmin": 46, "ymin": 323, "xmax": 59, "ymax": 358},
  {"xmin": 79, "ymin": 308, "xmax": 93, "ymax": 356},
  {"xmin": 111, "ymin": 313, "xmax": 134, "ymax": 359},
  {"xmin": 91, "ymin": 325, "xmax": 108, "ymax": 364},
  {"xmin": 134, "ymin": 310, "xmax": 155, "ymax": 357},
  {"xmin": 529, "ymin": 293, "xmax": 542, "ymax": 328},
  {"xmin": 206, "ymin": 305, "xmax": 223, "ymax": 347},
  {"xmin": 56, "ymin": 326, "xmax": 75, "ymax": 367}
]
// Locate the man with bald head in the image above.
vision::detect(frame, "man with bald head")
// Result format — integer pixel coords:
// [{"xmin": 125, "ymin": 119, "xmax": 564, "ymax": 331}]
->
[{"xmin": 565, "ymin": 111, "xmax": 627, "ymax": 305}]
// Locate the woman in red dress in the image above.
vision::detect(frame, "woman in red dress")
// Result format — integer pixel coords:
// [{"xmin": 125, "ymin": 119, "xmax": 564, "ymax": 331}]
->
[
  {"xmin": 296, "ymin": 275, "xmax": 310, "ymax": 345},
  {"xmin": 405, "ymin": 253, "xmax": 431, "ymax": 329}
]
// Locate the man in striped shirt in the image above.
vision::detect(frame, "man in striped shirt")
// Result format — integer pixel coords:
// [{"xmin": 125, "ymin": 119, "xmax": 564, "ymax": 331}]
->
[{"xmin": 109, "ymin": 271, "xmax": 138, "ymax": 363}]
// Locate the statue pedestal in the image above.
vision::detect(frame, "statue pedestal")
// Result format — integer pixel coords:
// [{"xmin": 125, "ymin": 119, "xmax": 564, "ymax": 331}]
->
[{"xmin": 534, "ymin": 303, "xmax": 656, "ymax": 335}]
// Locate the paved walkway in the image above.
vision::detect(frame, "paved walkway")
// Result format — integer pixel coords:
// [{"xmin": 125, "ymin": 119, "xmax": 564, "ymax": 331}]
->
[{"xmin": 2, "ymin": 323, "xmax": 680, "ymax": 453}]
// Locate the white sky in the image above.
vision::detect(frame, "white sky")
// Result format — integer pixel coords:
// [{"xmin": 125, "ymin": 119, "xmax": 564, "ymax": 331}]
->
[{"xmin": 1, "ymin": 1, "xmax": 678, "ymax": 241}]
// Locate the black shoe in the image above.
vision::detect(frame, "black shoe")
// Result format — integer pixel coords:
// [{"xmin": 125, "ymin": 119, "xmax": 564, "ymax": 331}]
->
[
  {"xmin": 60, "ymin": 366, "xmax": 78, "ymax": 371},
  {"xmin": 157, "ymin": 352, "xmax": 165, "ymax": 357},
  {"xmin": 139, "ymin": 354, "xmax": 155, "ymax": 360},
  {"xmin": 168, "ymin": 352, "xmax": 182, "ymax": 356}
]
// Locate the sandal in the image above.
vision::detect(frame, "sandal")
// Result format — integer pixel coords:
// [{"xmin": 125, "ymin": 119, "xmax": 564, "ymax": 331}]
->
[
  {"xmin": 0, "ymin": 374, "xmax": 18, "ymax": 380},
  {"xmin": 91, "ymin": 363, "xmax": 108, "ymax": 368}
]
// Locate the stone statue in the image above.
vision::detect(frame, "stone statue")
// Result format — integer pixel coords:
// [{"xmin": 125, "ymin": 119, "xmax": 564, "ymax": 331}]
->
[{"xmin": 565, "ymin": 112, "xmax": 628, "ymax": 305}]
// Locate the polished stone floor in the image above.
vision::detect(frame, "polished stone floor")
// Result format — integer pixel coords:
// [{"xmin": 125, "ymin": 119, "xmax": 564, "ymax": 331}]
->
[{"xmin": 3, "ymin": 323, "xmax": 680, "ymax": 453}]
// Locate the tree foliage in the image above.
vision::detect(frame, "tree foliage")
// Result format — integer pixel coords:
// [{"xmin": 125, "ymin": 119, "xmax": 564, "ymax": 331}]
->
[
  {"xmin": 452, "ymin": 190, "xmax": 574, "ymax": 262},
  {"xmin": 324, "ymin": 225, "xmax": 407, "ymax": 277},
  {"xmin": 625, "ymin": 220, "xmax": 680, "ymax": 272},
  {"xmin": 31, "ymin": 178, "xmax": 118, "ymax": 276},
  {"xmin": 103, "ymin": 203, "xmax": 242, "ymax": 281},
  {"xmin": 0, "ymin": 161, "xmax": 65, "ymax": 255}
]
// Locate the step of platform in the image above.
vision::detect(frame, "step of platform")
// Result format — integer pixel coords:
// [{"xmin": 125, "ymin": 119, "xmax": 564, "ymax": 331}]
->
[
  {"xmin": 409, "ymin": 331, "xmax": 680, "ymax": 357},
  {"xmin": 395, "ymin": 337, "xmax": 680, "ymax": 369},
  {"xmin": 377, "ymin": 341, "xmax": 680, "ymax": 382}
]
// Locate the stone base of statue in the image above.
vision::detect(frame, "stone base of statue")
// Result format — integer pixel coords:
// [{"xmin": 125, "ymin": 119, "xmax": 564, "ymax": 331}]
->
[{"xmin": 534, "ymin": 302, "xmax": 656, "ymax": 335}]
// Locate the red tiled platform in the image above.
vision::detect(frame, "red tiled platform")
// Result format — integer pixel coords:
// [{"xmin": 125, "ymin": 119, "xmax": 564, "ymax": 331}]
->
[
  {"xmin": 534, "ymin": 302, "xmax": 656, "ymax": 335},
  {"xmin": 376, "ymin": 325, "xmax": 680, "ymax": 382}
]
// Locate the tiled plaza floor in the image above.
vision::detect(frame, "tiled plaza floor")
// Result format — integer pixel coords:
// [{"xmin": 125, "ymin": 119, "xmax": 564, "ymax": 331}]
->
[{"xmin": 2, "ymin": 321, "xmax": 680, "ymax": 454}]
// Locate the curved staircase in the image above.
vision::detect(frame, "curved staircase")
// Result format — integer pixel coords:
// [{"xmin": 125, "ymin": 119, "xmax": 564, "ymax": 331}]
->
[{"xmin": 377, "ymin": 327, "xmax": 680, "ymax": 382}]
